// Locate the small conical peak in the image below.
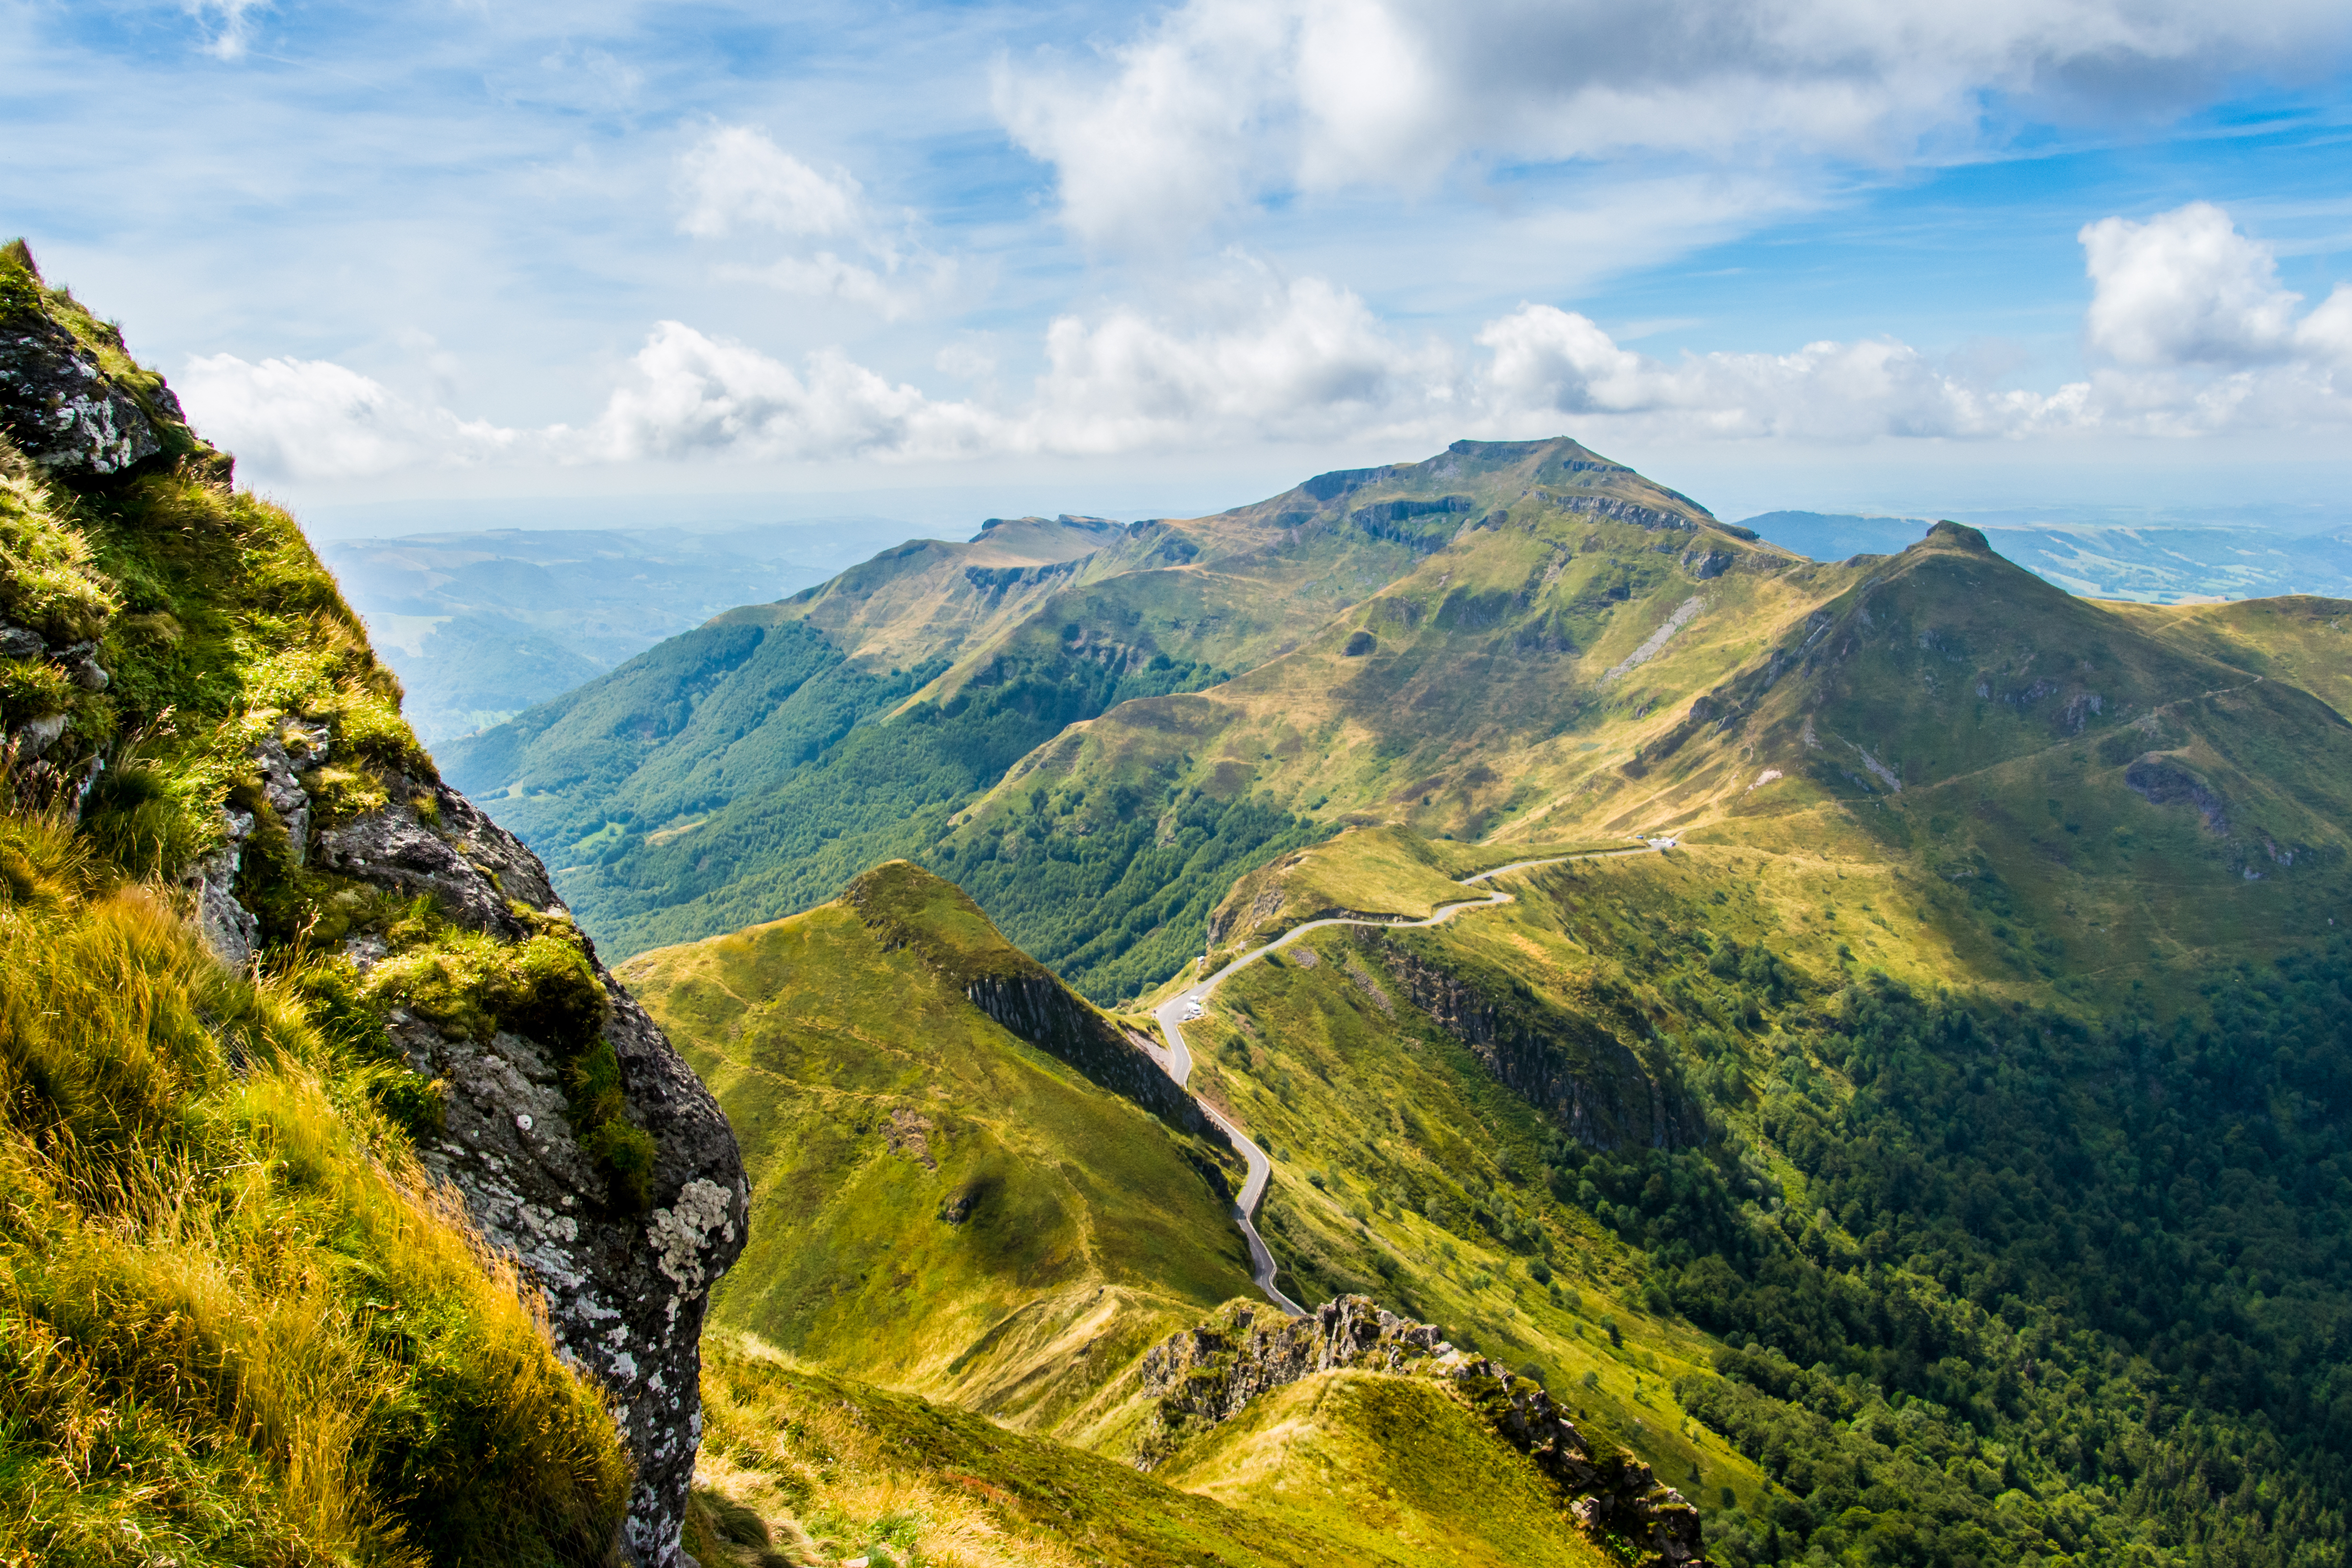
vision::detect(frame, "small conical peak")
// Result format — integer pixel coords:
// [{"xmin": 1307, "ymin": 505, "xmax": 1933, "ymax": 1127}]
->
[
  {"xmin": 1, "ymin": 238, "xmax": 40, "ymax": 287},
  {"xmin": 1920, "ymin": 520, "xmax": 1991, "ymax": 553},
  {"xmin": 843, "ymin": 858, "xmax": 1038, "ymax": 983}
]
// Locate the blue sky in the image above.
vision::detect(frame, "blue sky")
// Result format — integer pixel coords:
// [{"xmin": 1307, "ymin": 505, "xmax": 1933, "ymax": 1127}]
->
[{"xmin": 7, "ymin": 0, "xmax": 2351, "ymax": 530}]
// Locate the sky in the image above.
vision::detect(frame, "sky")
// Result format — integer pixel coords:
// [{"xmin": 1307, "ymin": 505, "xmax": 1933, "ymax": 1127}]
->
[{"xmin": 7, "ymin": 0, "xmax": 2352, "ymax": 534}]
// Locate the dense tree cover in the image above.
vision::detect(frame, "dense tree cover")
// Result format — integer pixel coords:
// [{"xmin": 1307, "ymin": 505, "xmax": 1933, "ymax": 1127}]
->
[
  {"xmin": 569, "ymin": 639, "xmax": 1327, "ymax": 997},
  {"xmin": 938, "ymin": 782, "xmax": 1328, "ymax": 1003},
  {"xmin": 1550, "ymin": 942, "xmax": 2352, "ymax": 1567}
]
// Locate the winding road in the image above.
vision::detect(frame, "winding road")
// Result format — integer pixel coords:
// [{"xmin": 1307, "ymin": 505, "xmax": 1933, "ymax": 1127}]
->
[{"xmin": 1147, "ymin": 843, "xmax": 1667, "ymax": 1317}]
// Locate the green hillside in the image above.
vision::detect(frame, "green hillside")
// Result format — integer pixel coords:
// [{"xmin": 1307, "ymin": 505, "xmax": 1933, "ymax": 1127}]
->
[
  {"xmin": 445, "ymin": 438, "xmax": 1767, "ymax": 997},
  {"xmin": 684, "ymin": 1332, "xmax": 1618, "ymax": 1568},
  {"xmin": 627, "ymin": 866, "xmax": 1675, "ymax": 1566},
  {"xmin": 1130, "ymin": 825, "xmax": 2352, "ymax": 1565},
  {"xmin": 615, "ymin": 862, "xmax": 1255, "ymax": 1444}
]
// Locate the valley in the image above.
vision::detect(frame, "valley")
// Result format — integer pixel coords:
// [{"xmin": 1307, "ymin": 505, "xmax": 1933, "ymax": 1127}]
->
[{"xmin": 8, "ymin": 234, "xmax": 2352, "ymax": 1568}]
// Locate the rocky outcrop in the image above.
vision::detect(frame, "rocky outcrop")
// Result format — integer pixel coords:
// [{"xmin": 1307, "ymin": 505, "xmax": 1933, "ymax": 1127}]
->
[
  {"xmin": 0, "ymin": 248, "xmax": 189, "ymax": 476},
  {"xmin": 962, "ymin": 969, "xmax": 1222, "ymax": 1139},
  {"xmin": 4, "ymin": 238, "xmax": 746, "ymax": 1566},
  {"xmin": 1369, "ymin": 935, "xmax": 1705, "ymax": 1151},
  {"xmin": 305, "ymin": 766, "xmax": 746, "ymax": 1567},
  {"xmin": 1139, "ymin": 1295, "xmax": 1709, "ymax": 1565},
  {"xmin": 2124, "ymin": 753, "xmax": 2230, "ymax": 836}
]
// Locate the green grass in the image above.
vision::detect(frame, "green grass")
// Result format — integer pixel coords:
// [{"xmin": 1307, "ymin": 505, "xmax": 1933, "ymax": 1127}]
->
[
  {"xmin": 616, "ymin": 884, "xmax": 1254, "ymax": 1442},
  {"xmin": 0, "ymin": 807, "xmax": 628, "ymax": 1567},
  {"xmin": 1168, "ymin": 819, "xmax": 2352, "ymax": 1566},
  {"xmin": 1, "ymin": 239, "xmax": 645, "ymax": 1567},
  {"xmin": 1205, "ymin": 824, "xmax": 1635, "ymax": 955},
  {"xmin": 1156, "ymin": 1368, "xmax": 1611, "ymax": 1567},
  {"xmin": 686, "ymin": 1332, "xmax": 1405, "ymax": 1568}
]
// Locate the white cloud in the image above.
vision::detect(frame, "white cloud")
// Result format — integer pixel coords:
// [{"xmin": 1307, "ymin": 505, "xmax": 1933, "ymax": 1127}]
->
[
  {"xmin": 581, "ymin": 321, "xmax": 998, "ymax": 462},
  {"xmin": 675, "ymin": 124, "xmax": 955, "ymax": 318},
  {"xmin": 996, "ymin": 0, "xmax": 2352, "ymax": 251},
  {"xmin": 1019, "ymin": 267, "xmax": 1455, "ymax": 450},
  {"xmin": 182, "ymin": 202, "xmax": 2352, "ymax": 482},
  {"xmin": 1475, "ymin": 202, "xmax": 2352, "ymax": 443},
  {"xmin": 184, "ymin": 0, "xmax": 268, "ymax": 62},
  {"xmin": 177, "ymin": 353, "xmax": 524, "ymax": 479},
  {"xmin": 1477, "ymin": 306, "xmax": 2060, "ymax": 441},
  {"xmin": 676, "ymin": 126, "xmax": 864, "ymax": 239},
  {"xmin": 2080, "ymin": 202, "xmax": 2305, "ymax": 366}
]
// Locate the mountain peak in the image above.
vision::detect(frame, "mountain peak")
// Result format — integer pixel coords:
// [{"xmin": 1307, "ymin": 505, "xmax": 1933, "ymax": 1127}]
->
[{"xmin": 1920, "ymin": 519, "xmax": 1992, "ymax": 553}]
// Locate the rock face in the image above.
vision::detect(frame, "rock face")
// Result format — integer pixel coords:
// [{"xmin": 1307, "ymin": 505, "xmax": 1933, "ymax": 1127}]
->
[
  {"xmin": 0, "ymin": 260, "xmax": 186, "ymax": 476},
  {"xmin": 2, "ymin": 240, "xmax": 748, "ymax": 1566},
  {"xmin": 961, "ymin": 969, "xmax": 1218, "ymax": 1138},
  {"xmin": 1369, "ymin": 934, "xmax": 1706, "ymax": 1151},
  {"xmin": 846, "ymin": 861, "xmax": 1229, "ymax": 1147},
  {"xmin": 1139, "ymin": 1295, "xmax": 1710, "ymax": 1566},
  {"xmin": 317, "ymin": 774, "xmax": 749, "ymax": 1567}
]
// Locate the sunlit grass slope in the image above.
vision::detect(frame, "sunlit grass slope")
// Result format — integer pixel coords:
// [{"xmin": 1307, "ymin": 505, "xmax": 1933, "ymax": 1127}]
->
[
  {"xmin": 2103, "ymin": 594, "xmax": 2352, "ymax": 720},
  {"xmin": 1178, "ymin": 821, "xmax": 2352, "ymax": 1564},
  {"xmin": 0, "ymin": 811, "xmax": 627, "ymax": 1567},
  {"xmin": 615, "ymin": 864, "xmax": 1254, "ymax": 1442},
  {"xmin": 0, "ymin": 241, "xmax": 633, "ymax": 1566},
  {"xmin": 1169, "ymin": 906, "xmax": 1767, "ymax": 1516},
  {"xmin": 1204, "ymin": 824, "xmax": 1634, "ymax": 955},
  {"xmin": 1154, "ymin": 1369, "xmax": 1615, "ymax": 1568},
  {"xmin": 683, "ymin": 1332, "xmax": 1468, "ymax": 1568}
]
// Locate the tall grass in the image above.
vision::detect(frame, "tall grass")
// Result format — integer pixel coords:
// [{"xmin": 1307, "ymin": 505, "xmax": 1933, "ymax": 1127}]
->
[{"xmin": 0, "ymin": 807, "xmax": 631, "ymax": 1566}]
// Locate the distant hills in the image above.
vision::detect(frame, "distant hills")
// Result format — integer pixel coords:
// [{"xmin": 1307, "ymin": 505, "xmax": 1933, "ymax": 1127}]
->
[
  {"xmin": 322, "ymin": 523, "xmax": 902, "ymax": 742},
  {"xmin": 1741, "ymin": 508, "xmax": 2352, "ymax": 602}
]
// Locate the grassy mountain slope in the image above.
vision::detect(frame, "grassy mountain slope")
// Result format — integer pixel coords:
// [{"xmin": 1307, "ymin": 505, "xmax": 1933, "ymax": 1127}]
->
[
  {"xmin": 0, "ymin": 242, "xmax": 632, "ymax": 1564},
  {"xmin": 1163, "ymin": 824, "xmax": 2352, "ymax": 1565},
  {"xmin": 615, "ymin": 863, "xmax": 1254, "ymax": 1444},
  {"xmin": 630, "ymin": 870, "xmax": 1643, "ymax": 1566},
  {"xmin": 685, "ymin": 1333, "xmax": 1601, "ymax": 1568},
  {"xmin": 2108, "ymin": 594, "xmax": 2352, "ymax": 719},
  {"xmin": 446, "ymin": 438, "xmax": 1749, "ymax": 998},
  {"xmin": 1151, "ymin": 1368, "xmax": 1613, "ymax": 1568}
]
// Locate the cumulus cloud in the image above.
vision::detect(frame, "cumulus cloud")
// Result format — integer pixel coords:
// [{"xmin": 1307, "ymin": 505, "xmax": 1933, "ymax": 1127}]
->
[
  {"xmin": 997, "ymin": 0, "xmax": 2352, "ymax": 250},
  {"xmin": 582, "ymin": 321, "xmax": 998, "ymax": 462},
  {"xmin": 1019, "ymin": 268, "xmax": 1455, "ymax": 450},
  {"xmin": 177, "ymin": 353, "xmax": 525, "ymax": 479},
  {"xmin": 2081, "ymin": 203, "xmax": 2305, "ymax": 365},
  {"xmin": 184, "ymin": 203, "xmax": 2352, "ymax": 481},
  {"xmin": 1475, "ymin": 203, "xmax": 2352, "ymax": 443},
  {"xmin": 1477, "ymin": 306, "xmax": 2062, "ymax": 441},
  {"xmin": 676, "ymin": 126, "xmax": 864, "ymax": 239},
  {"xmin": 2083, "ymin": 201, "xmax": 2352, "ymax": 375}
]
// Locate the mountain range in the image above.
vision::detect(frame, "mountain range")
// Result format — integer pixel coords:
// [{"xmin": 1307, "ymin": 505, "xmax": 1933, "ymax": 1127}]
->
[
  {"xmin": 12, "ymin": 234, "xmax": 2352, "ymax": 1568},
  {"xmin": 321, "ymin": 524, "xmax": 903, "ymax": 743},
  {"xmin": 444, "ymin": 426, "xmax": 2352, "ymax": 1568}
]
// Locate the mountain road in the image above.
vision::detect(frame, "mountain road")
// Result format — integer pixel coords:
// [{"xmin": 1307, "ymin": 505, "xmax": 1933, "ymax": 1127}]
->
[{"xmin": 1146, "ymin": 842, "xmax": 1664, "ymax": 1316}]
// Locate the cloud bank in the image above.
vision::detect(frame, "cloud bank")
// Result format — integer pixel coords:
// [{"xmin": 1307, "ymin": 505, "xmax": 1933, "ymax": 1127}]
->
[
  {"xmin": 993, "ymin": 0, "xmax": 2352, "ymax": 251},
  {"xmin": 179, "ymin": 204, "xmax": 2352, "ymax": 480}
]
